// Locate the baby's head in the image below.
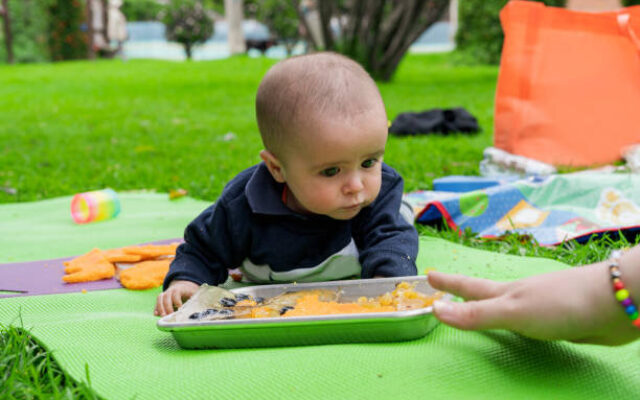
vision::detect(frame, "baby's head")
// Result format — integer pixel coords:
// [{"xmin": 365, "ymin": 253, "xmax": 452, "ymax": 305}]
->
[{"xmin": 256, "ymin": 52, "xmax": 388, "ymax": 220}]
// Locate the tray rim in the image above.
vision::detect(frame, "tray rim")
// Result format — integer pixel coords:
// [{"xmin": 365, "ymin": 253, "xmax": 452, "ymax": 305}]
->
[{"xmin": 157, "ymin": 275, "xmax": 449, "ymax": 330}]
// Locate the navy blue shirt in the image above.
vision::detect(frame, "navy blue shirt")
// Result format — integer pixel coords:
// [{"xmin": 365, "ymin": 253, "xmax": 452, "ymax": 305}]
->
[{"xmin": 163, "ymin": 162, "xmax": 418, "ymax": 289}]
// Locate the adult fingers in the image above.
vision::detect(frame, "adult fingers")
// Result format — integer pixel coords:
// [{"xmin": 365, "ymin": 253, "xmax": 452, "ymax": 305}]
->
[
  {"xmin": 432, "ymin": 297, "xmax": 512, "ymax": 331},
  {"xmin": 428, "ymin": 271, "xmax": 506, "ymax": 301}
]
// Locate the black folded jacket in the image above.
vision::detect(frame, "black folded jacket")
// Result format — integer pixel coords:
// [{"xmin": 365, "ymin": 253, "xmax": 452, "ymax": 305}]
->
[{"xmin": 389, "ymin": 107, "xmax": 480, "ymax": 136}]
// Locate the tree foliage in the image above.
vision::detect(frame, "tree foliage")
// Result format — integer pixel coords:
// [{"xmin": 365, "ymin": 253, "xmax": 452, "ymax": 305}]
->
[
  {"xmin": 1, "ymin": 0, "xmax": 86, "ymax": 63},
  {"xmin": 121, "ymin": 0, "xmax": 164, "ymax": 22},
  {"xmin": 162, "ymin": 0, "xmax": 214, "ymax": 59},
  {"xmin": 8, "ymin": 0, "xmax": 50, "ymax": 63},
  {"xmin": 48, "ymin": 0, "xmax": 88, "ymax": 61},
  {"xmin": 456, "ymin": 0, "xmax": 566, "ymax": 65},
  {"xmin": 0, "ymin": 0, "xmax": 14, "ymax": 63},
  {"xmin": 292, "ymin": 0, "xmax": 449, "ymax": 82},
  {"xmin": 253, "ymin": 0, "xmax": 299, "ymax": 55}
]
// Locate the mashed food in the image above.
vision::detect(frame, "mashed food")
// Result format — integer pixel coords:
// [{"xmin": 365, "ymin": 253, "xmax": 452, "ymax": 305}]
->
[{"xmin": 184, "ymin": 281, "xmax": 442, "ymax": 321}]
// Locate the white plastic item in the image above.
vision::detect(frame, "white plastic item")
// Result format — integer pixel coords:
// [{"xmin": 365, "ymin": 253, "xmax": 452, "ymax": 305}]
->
[{"xmin": 480, "ymin": 147, "xmax": 557, "ymax": 178}]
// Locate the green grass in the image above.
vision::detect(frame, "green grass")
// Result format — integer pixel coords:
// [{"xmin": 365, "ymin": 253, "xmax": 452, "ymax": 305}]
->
[
  {"xmin": 1, "ymin": 323, "xmax": 99, "ymax": 399},
  {"xmin": 0, "ymin": 52, "xmax": 635, "ymax": 397},
  {"xmin": 0, "ymin": 53, "xmax": 496, "ymax": 203}
]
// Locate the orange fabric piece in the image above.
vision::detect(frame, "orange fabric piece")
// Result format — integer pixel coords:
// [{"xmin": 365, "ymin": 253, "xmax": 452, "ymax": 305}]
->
[
  {"xmin": 119, "ymin": 259, "xmax": 172, "ymax": 290},
  {"xmin": 121, "ymin": 243, "xmax": 179, "ymax": 260},
  {"xmin": 62, "ymin": 248, "xmax": 116, "ymax": 283},
  {"xmin": 495, "ymin": 1, "xmax": 640, "ymax": 166},
  {"xmin": 103, "ymin": 248, "xmax": 143, "ymax": 263},
  {"xmin": 62, "ymin": 244, "xmax": 177, "ymax": 285}
]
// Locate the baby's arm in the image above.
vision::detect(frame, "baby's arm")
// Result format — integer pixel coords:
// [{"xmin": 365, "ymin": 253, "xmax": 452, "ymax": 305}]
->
[
  {"xmin": 155, "ymin": 201, "xmax": 244, "ymax": 315},
  {"xmin": 354, "ymin": 170, "xmax": 418, "ymax": 278},
  {"xmin": 428, "ymin": 245, "xmax": 640, "ymax": 345}
]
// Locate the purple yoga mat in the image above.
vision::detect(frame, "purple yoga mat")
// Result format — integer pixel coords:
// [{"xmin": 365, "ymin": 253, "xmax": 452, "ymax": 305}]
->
[{"xmin": 0, "ymin": 238, "xmax": 181, "ymax": 298}]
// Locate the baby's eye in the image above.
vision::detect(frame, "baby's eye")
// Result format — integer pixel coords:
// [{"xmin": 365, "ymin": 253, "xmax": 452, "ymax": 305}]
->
[
  {"xmin": 361, "ymin": 158, "xmax": 378, "ymax": 168},
  {"xmin": 321, "ymin": 167, "xmax": 340, "ymax": 177}
]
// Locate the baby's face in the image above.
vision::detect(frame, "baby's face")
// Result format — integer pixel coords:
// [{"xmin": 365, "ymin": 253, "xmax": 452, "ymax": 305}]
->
[{"xmin": 279, "ymin": 111, "xmax": 388, "ymax": 220}]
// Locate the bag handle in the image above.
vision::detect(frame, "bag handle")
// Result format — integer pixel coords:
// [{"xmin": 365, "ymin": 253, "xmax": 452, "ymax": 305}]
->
[{"xmin": 617, "ymin": 12, "xmax": 640, "ymax": 50}]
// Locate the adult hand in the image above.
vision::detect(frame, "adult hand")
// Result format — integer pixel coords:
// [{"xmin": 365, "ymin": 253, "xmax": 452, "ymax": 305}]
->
[
  {"xmin": 154, "ymin": 280, "xmax": 200, "ymax": 317},
  {"xmin": 428, "ymin": 262, "xmax": 640, "ymax": 345}
]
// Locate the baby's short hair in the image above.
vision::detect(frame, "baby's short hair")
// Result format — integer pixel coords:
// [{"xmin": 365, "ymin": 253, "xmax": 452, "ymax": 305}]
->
[{"xmin": 255, "ymin": 52, "xmax": 384, "ymax": 156}]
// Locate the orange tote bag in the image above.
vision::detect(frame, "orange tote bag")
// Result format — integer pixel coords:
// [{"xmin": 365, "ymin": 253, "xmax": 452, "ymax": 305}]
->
[{"xmin": 494, "ymin": 1, "xmax": 640, "ymax": 166}]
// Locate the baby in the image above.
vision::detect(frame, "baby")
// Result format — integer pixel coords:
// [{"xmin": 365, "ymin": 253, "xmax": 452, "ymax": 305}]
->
[{"xmin": 155, "ymin": 52, "xmax": 418, "ymax": 316}]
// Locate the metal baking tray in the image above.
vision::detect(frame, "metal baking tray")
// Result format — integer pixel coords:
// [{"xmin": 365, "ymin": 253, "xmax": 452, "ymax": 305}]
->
[{"xmin": 157, "ymin": 276, "xmax": 449, "ymax": 349}]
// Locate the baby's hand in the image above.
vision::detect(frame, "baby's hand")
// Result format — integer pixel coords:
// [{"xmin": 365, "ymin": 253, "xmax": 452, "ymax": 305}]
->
[{"xmin": 154, "ymin": 280, "xmax": 200, "ymax": 317}]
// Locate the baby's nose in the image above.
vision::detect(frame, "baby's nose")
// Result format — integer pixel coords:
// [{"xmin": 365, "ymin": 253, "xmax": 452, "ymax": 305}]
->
[{"xmin": 342, "ymin": 174, "xmax": 364, "ymax": 195}]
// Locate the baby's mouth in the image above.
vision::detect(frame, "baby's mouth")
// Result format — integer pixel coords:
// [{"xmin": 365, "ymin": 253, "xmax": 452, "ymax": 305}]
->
[{"xmin": 343, "ymin": 203, "xmax": 363, "ymax": 210}]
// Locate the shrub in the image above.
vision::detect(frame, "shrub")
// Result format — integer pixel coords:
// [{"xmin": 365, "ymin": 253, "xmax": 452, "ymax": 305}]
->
[
  {"xmin": 48, "ymin": 0, "xmax": 88, "ymax": 61},
  {"xmin": 162, "ymin": 0, "xmax": 214, "ymax": 59},
  {"xmin": 0, "ymin": 0, "xmax": 49, "ymax": 63},
  {"xmin": 254, "ymin": 0, "xmax": 299, "ymax": 55},
  {"xmin": 455, "ymin": 0, "xmax": 566, "ymax": 65},
  {"xmin": 121, "ymin": 0, "xmax": 164, "ymax": 21}
]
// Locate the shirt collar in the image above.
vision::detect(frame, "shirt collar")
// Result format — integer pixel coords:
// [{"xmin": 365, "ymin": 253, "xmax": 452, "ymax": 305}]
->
[{"xmin": 245, "ymin": 163, "xmax": 298, "ymax": 216}]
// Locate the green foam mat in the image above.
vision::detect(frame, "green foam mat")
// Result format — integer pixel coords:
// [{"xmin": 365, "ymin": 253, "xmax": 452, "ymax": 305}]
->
[
  {"xmin": 0, "ymin": 192, "xmax": 209, "ymax": 263},
  {"xmin": 2, "ymin": 236, "xmax": 639, "ymax": 400}
]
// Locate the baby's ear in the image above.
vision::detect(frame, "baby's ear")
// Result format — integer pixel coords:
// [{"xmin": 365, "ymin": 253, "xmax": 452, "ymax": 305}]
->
[{"xmin": 259, "ymin": 150, "xmax": 286, "ymax": 183}]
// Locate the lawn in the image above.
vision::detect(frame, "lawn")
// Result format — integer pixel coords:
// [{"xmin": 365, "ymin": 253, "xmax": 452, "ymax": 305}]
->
[
  {"xmin": 1, "ymin": 52, "xmax": 633, "ymax": 398},
  {"xmin": 0, "ymin": 53, "xmax": 496, "ymax": 203}
]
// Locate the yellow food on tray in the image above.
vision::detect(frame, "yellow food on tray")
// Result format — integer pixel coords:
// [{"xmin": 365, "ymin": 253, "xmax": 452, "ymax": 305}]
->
[
  {"xmin": 281, "ymin": 294, "xmax": 395, "ymax": 317},
  {"xmin": 183, "ymin": 281, "xmax": 443, "ymax": 321}
]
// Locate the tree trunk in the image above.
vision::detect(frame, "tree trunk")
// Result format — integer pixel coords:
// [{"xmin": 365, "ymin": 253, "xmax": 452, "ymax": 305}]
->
[
  {"xmin": 449, "ymin": 0, "xmax": 458, "ymax": 44},
  {"xmin": 185, "ymin": 43, "xmax": 192, "ymax": 59},
  {"xmin": 225, "ymin": 0, "xmax": 246, "ymax": 55},
  {"xmin": 86, "ymin": 0, "xmax": 96, "ymax": 59},
  {"xmin": 1, "ymin": 0, "xmax": 14, "ymax": 64},
  {"xmin": 316, "ymin": 1, "xmax": 334, "ymax": 50},
  {"xmin": 295, "ymin": 0, "xmax": 449, "ymax": 81},
  {"xmin": 101, "ymin": 0, "xmax": 109, "ymax": 50},
  {"xmin": 285, "ymin": 41, "xmax": 295, "ymax": 56},
  {"xmin": 365, "ymin": 0, "xmax": 387, "ymax": 73},
  {"xmin": 292, "ymin": 0, "xmax": 318, "ymax": 50}
]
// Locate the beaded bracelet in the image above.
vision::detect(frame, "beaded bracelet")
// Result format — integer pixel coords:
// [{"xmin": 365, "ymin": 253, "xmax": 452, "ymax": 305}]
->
[{"xmin": 609, "ymin": 250, "xmax": 640, "ymax": 329}]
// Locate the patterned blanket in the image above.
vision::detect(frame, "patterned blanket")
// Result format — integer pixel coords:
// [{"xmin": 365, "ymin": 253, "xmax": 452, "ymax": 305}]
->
[{"xmin": 404, "ymin": 172, "xmax": 640, "ymax": 246}]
